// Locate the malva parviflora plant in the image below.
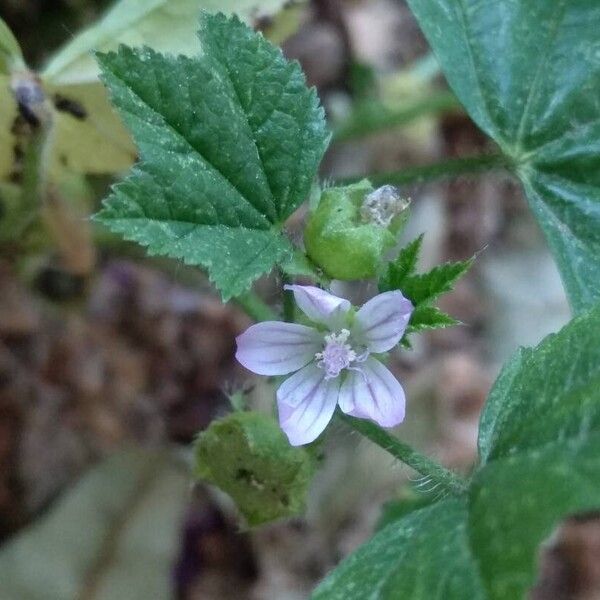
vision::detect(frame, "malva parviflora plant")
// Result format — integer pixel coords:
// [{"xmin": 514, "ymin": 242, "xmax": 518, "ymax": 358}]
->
[{"xmin": 4, "ymin": 4, "xmax": 600, "ymax": 599}]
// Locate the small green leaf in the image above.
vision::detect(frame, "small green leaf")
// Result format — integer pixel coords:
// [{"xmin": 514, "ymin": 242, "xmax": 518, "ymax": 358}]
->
[
  {"xmin": 194, "ymin": 411, "xmax": 315, "ymax": 526},
  {"xmin": 400, "ymin": 258, "xmax": 473, "ymax": 306},
  {"xmin": 314, "ymin": 303, "xmax": 600, "ymax": 599},
  {"xmin": 405, "ymin": 0, "xmax": 600, "ymax": 313},
  {"xmin": 379, "ymin": 234, "xmax": 423, "ymax": 291},
  {"xmin": 406, "ymin": 305, "xmax": 458, "ymax": 333},
  {"xmin": 0, "ymin": 450, "xmax": 189, "ymax": 600},
  {"xmin": 94, "ymin": 13, "xmax": 329, "ymax": 299},
  {"xmin": 380, "ymin": 240, "xmax": 471, "ymax": 338}
]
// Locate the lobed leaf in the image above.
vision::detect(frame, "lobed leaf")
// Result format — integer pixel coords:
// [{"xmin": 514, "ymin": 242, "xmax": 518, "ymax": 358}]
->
[
  {"xmin": 405, "ymin": 305, "xmax": 458, "ymax": 334},
  {"xmin": 400, "ymin": 257, "xmax": 473, "ymax": 306},
  {"xmin": 314, "ymin": 303, "xmax": 600, "ymax": 599},
  {"xmin": 404, "ymin": 0, "xmax": 600, "ymax": 313},
  {"xmin": 94, "ymin": 13, "xmax": 329, "ymax": 299},
  {"xmin": 379, "ymin": 234, "xmax": 423, "ymax": 292},
  {"xmin": 380, "ymin": 238, "xmax": 471, "ymax": 338}
]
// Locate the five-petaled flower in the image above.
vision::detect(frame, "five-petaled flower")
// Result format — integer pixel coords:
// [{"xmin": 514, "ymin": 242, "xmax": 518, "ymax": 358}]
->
[{"xmin": 235, "ymin": 285, "xmax": 413, "ymax": 445}]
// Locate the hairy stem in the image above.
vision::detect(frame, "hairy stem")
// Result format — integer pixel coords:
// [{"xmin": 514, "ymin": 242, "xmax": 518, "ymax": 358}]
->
[
  {"xmin": 337, "ymin": 412, "xmax": 466, "ymax": 496},
  {"xmin": 333, "ymin": 91, "xmax": 461, "ymax": 142},
  {"xmin": 341, "ymin": 152, "xmax": 509, "ymax": 187}
]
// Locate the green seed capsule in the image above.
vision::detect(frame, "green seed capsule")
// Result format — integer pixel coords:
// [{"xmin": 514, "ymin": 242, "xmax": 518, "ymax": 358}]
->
[
  {"xmin": 304, "ymin": 180, "xmax": 410, "ymax": 280},
  {"xmin": 194, "ymin": 411, "xmax": 315, "ymax": 526}
]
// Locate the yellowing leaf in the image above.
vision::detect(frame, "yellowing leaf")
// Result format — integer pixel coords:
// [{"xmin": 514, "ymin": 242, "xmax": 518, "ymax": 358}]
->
[
  {"xmin": 0, "ymin": 17, "xmax": 24, "ymax": 75},
  {"xmin": 46, "ymin": 83, "xmax": 136, "ymax": 176},
  {"xmin": 0, "ymin": 76, "xmax": 16, "ymax": 181},
  {"xmin": 42, "ymin": 0, "xmax": 294, "ymax": 86},
  {"xmin": 1, "ymin": 0, "xmax": 304, "ymax": 182}
]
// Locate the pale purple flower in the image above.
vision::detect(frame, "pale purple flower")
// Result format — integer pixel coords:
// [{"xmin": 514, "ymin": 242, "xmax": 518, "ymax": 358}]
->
[{"xmin": 235, "ymin": 285, "xmax": 413, "ymax": 446}]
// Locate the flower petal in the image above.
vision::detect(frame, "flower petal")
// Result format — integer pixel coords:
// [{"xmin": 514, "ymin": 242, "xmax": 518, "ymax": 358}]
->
[
  {"xmin": 284, "ymin": 285, "xmax": 351, "ymax": 329},
  {"xmin": 338, "ymin": 358, "xmax": 405, "ymax": 427},
  {"xmin": 236, "ymin": 322, "xmax": 322, "ymax": 376},
  {"xmin": 277, "ymin": 363, "xmax": 340, "ymax": 445},
  {"xmin": 352, "ymin": 290, "xmax": 413, "ymax": 352}
]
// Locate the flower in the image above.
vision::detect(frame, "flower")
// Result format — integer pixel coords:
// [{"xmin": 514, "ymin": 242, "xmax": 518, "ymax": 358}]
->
[{"xmin": 235, "ymin": 285, "xmax": 413, "ymax": 446}]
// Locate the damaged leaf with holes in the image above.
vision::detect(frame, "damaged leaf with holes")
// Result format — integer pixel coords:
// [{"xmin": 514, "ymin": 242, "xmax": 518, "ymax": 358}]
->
[{"xmin": 194, "ymin": 411, "xmax": 316, "ymax": 526}]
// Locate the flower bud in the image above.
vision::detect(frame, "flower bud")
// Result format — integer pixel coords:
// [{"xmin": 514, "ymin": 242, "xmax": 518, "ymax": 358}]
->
[{"xmin": 304, "ymin": 180, "xmax": 410, "ymax": 280}]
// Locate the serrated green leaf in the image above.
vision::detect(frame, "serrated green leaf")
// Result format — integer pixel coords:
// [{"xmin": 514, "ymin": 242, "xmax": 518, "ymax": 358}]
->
[
  {"xmin": 379, "ymin": 234, "xmax": 423, "ymax": 291},
  {"xmin": 314, "ymin": 303, "xmax": 600, "ymax": 600},
  {"xmin": 406, "ymin": 305, "xmax": 458, "ymax": 333},
  {"xmin": 314, "ymin": 499, "xmax": 485, "ymax": 599},
  {"xmin": 405, "ymin": 0, "xmax": 600, "ymax": 313},
  {"xmin": 194, "ymin": 411, "xmax": 315, "ymax": 526},
  {"xmin": 400, "ymin": 258, "xmax": 473, "ymax": 306},
  {"xmin": 0, "ymin": 450, "xmax": 189, "ymax": 600},
  {"xmin": 94, "ymin": 13, "xmax": 329, "ymax": 299}
]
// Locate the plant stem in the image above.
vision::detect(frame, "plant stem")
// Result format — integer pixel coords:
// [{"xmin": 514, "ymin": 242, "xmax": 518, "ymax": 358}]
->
[
  {"xmin": 0, "ymin": 130, "xmax": 46, "ymax": 242},
  {"xmin": 280, "ymin": 271, "xmax": 295, "ymax": 322},
  {"xmin": 337, "ymin": 412, "xmax": 466, "ymax": 496},
  {"xmin": 340, "ymin": 152, "xmax": 509, "ymax": 188},
  {"xmin": 234, "ymin": 292, "xmax": 277, "ymax": 322},
  {"xmin": 333, "ymin": 91, "xmax": 461, "ymax": 142}
]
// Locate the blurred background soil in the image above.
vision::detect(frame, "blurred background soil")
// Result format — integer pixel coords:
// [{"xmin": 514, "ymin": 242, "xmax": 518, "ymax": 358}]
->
[{"xmin": 0, "ymin": 1, "xmax": 597, "ymax": 599}]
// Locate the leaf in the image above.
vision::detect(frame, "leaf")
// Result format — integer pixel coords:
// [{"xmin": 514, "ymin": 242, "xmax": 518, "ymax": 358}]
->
[
  {"xmin": 313, "ymin": 303, "xmax": 600, "ymax": 599},
  {"xmin": 375, "ymin": 489, "xmax": 437, "ymax": 532},
  {"xmin": 404, "ymin": 0, "xmax": 600, "ymax": 313},
  {"xmin": 0, "ymin": 0, "xmax": 298, "ymax": 180},
  {"xmin": 380, "ymin": 241, "xmax": 470, "ymax": 338},
  {"xmin": 400, "ymin": 257, "xmax": 473, "ymax": 306},
  {"xmin": 406, "ymin": 305, "xmax": 458, "ymax": 333},
  {"xmin": 42, "ymin": 0, "xmax": 295, "ymax": 86},
  {"xmin": 314, "ymin": 499, "xmax": 485, "ymax": 599},
  {"xmin": 194, "ymin": 411, "xmax": 315, "ymax": 526},
  {"xmin": 0, "ymin": 450, "xmax": 189, "ymax": 600},
  {"xmin": 94, "ymin": 13, "xmax": 329, "ymax": 299},
  {"xmin": 0, "ymin": 77, "xmax": 17, "ymax": 181},
  {"xmin": 379, "ymin": 234, "xmax": 423, "ymax": 291},
  {"xmin": 0, "ymin": 17, "xmax": 24, "ymax": 75},
  {"xmin": 476, "ymin": 347, "xmax": 533, "ymax": 464}
]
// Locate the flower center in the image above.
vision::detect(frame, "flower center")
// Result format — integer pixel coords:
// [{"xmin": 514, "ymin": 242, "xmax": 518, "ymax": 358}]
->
[{"xmin": 315, "ymin": 329, "xmax": 357, "ymax": 379}]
